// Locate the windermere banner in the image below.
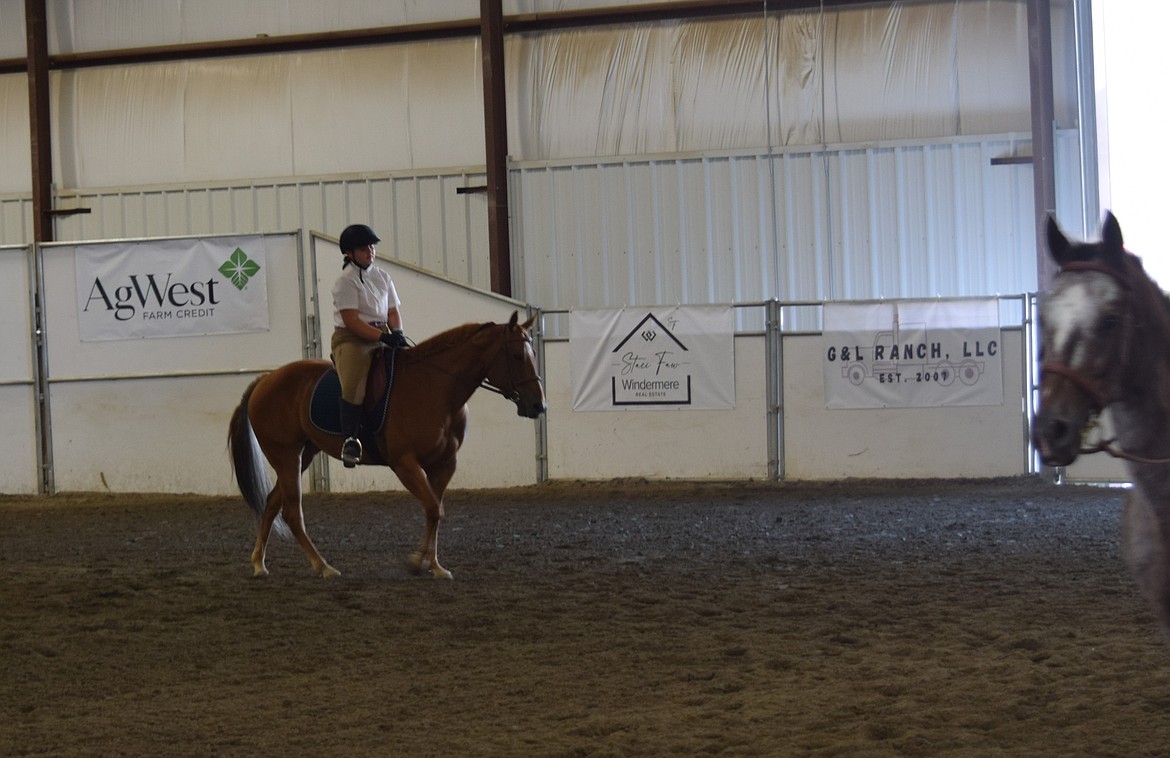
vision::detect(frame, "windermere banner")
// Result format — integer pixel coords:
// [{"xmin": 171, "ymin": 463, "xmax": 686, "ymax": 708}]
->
[
  {"xmin": 570, "ymin": 306, "xmax": 734, "ymax": 411},
  {"xmin": 74, "ymin": 236, "xmax": 270, "ymax": 342},
  {"xmin": 823, "ymin": 298, "xmax": 1002, "ymax": 408}
]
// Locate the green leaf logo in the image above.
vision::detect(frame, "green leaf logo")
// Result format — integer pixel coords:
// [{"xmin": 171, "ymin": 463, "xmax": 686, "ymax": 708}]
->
[{"xmin": 218, "ymin": 247, "xmax": 261, "ymax": 290}]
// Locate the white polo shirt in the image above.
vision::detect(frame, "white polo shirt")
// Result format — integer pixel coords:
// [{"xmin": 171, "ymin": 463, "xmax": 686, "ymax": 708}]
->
[{"xmin": 331, "ymin": 263, "xmax": 401, "ymax": 329}]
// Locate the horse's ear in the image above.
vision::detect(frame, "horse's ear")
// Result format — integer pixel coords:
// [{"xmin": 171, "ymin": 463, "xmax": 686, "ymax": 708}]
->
[
  {"xmin": 508, "ymin": 311, "xmax": 519, "ymax": 328},
  {"xmin": 1046, "ymin": 214, "xmax": 1071, "ymax": 265},
  {"xmin": 1104, "ymin": 211, "xmax": 1123, "ymax": 252},
  {"xmin": 522, "ymin": 313, "xmax": 537, "ymax": 330}
]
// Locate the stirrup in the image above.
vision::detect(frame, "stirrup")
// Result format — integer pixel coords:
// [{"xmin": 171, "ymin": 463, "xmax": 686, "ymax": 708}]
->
[{"xmin": 341, "ymin": 437, "xmax": 363, "ymax": 468}]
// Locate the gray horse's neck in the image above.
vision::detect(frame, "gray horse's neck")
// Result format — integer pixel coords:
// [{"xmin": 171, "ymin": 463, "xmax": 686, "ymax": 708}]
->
[{"xmin": 1113, "ymin": 272, "xmax": 1170, "ymax": 467}]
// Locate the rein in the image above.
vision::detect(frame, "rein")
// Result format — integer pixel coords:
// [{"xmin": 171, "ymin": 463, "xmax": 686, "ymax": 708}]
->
[
  {"xmin": 480, "ymin": 337, "xmax": 543, "ymax": 403},
  {"xmin": 1075, "ymin": 416, "xmax": 1170, "ymax": 465},
  {"xmin": 1043, "ymin": 259, "xmax": 1170, "ymax": 465},
  {"xmin": 409, "ymin": 324, "xmax": 538, "ymax": 403}
]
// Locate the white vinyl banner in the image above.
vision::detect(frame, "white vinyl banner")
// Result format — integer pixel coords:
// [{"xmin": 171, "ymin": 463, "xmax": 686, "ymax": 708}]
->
[
  {"xmin": 823, "ymin": 299, "xmax": 1003, "ymax": 408},
  {"xmin": 74, "ymin": 236, "xmax": 270, "ymax": 341},
  {"xmin": 570, "ymin": 305, "xmax": 735, "ymax": 411}
]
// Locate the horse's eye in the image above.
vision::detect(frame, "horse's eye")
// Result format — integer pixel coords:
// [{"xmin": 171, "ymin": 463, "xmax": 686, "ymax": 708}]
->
[{"xmin": 1099, "ymin": 314, "xmax": 1121, "ymax": 334}]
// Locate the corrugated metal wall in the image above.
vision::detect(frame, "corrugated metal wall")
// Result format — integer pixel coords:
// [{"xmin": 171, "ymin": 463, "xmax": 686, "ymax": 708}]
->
[
  {"xmin": 3, "ymin": 169, "xmax": 494, "ymax": 290},
  {"xmin": 517, "ymin": 131, "xmax": 1051, "ymax": 334},
  {"xmin": 0, "ymin": 129, "xmax": 1083, "ymax": 334}
]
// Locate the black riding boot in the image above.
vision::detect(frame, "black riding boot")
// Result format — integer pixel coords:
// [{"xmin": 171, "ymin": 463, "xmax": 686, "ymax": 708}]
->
[{"xmin": 339, "ymin": 400, "xmax": 363, "ymax": 468}]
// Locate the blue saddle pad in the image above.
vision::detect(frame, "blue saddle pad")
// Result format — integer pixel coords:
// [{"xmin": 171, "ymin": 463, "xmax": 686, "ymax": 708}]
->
[
  {"xmin": 309, "ymin": 349, "xmax": 396, "ymax": 436},
  {"xmin": 309, "ymin": 370, "xmax": 348, "ymax": 435}
]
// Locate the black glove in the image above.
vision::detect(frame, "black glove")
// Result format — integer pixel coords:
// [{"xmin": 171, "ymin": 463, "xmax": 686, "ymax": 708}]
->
[{"xmin": 379, "ymin": 329, "xmax": 408, "ymax": 349}]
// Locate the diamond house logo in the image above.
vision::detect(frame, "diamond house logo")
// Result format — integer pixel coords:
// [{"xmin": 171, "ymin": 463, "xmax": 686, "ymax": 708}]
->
[
  {"xmin": 611, "ymin": 313, "xmax": 692, "ymax": 405},
  {"xmin": 219, "ymin": 247, "xmax": 261, "ymax": 290}
]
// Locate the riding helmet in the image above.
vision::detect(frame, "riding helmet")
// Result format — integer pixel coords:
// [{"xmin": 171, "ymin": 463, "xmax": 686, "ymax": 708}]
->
[{"xmin": 338, "ymin": 224, "xmax": 381, "ymax": 254}]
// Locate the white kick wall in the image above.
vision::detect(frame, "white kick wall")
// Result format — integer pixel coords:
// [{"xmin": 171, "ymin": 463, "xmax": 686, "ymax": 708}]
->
[
  {"xmin": 5, "ymin": 231, "xmax": 1033, "ymax": 496},
  {"xmin": 37, "ymin": 232, "xmax": 307, "ymax": 495},
  {"xmin": 23, "ymin": 230, "xmax": 546, "ymax": 495},
  {"xmin": 0, "ymin": 245, "xmax": 39, "ymax": 495}
]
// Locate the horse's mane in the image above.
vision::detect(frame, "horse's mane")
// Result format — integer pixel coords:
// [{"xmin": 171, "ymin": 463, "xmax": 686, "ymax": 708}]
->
[
  {"xmin": 401, "ymin": 321, "xmax": 498, "ymax": 361},
  {"xmin": 1121, "ymin": 252, "xmax": 1170, "ymax": 341}
]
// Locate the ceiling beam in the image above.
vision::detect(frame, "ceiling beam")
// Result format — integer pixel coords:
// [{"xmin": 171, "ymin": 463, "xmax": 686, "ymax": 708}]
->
[{"xmin": 0, "ymin": 1, "xmax": 888, "ymax": 74}]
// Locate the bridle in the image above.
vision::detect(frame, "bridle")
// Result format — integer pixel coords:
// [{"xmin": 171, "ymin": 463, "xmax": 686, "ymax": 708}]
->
[
  {"xmin": 1040, "ymin": 259, "xmax": 1170, "ymax": 464},
  {"xmin": 412, "ymin": 323, "xmax": 542, "ymax": 405},
  {"xmin": 480, "ymin": 333, "xmax": 544, "ymax": 405}
]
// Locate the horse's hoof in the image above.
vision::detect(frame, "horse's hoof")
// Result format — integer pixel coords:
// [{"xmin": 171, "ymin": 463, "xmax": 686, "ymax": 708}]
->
[
  {"xmin": 252, "ymin": 565, "xmax": 269, "ymax": 578},
  {"xmin": 320, "ymin": 565, "xmax": 341, "ymax": 579},
  {"xmin": 407, "ymin": 552, "xmax": 425, "ymax": 574},
  {"xmin": 406, "ymin": 553, "xmax": 452, "ymax": 579}
]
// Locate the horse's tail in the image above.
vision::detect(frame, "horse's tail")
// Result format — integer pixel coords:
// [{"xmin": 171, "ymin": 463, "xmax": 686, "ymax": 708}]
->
[{"xmin": 228, "ymin": 377, "xmax": 292, "ymax": 540}]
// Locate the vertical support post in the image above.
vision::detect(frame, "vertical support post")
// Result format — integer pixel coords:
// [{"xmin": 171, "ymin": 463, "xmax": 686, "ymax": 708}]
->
[
  {"xmin": 766, "ymin": 299, "xmax": 783, "ymax": 481},
  {"xmin": 530, "ymin": 307, "xmax": 548, "ymax": 483},
  {"xmin": 480, "ymin": 0, "xmax": 512, "ymax": 296},
  {"xmin": 26, "ymin": 0, "xmax": 55, "ymax": 493},
  {"xmin": 30, "ymin": 243, "xmax": 54, "ymax": 494},
  {"xmin": 25, "ymin": 0, "xmax": 53, "ymax": 244},
  {"xmin": 1028, "ymin": 0, "xmax": 1058, "ymax": 289}
]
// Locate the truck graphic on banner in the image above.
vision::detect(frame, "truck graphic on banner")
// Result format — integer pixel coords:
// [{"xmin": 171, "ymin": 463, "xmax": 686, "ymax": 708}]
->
[{"xmin": 840, "ymin": 325, "xmax": 985, "ymax": 387}]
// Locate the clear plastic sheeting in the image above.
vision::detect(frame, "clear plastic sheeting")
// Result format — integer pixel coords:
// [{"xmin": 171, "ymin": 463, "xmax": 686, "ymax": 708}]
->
[
  {"xmin": 0, "ymin": 0, "xmax": 664, "ymax": 58},
  {"xmin": 0, "ymin": 0, "xmax": 483, "ymax": 56},
  {"xmin": 49, "ymin": 40, "xmax": 484, "ymax": 189},
  {"xmin": 509, "ymin": 2, "xmax": 1034, "ymax": 161},
  {"xmin": 3, "ymin": 1, "xmax": 1059, "ymax": 190},
  {"xmin": 0, "ymin": 0, "xmax": 23, "ymax": 59},
  {"xmin": 0, "ymin": 75, "xmax": 30, "ymax": 194}
]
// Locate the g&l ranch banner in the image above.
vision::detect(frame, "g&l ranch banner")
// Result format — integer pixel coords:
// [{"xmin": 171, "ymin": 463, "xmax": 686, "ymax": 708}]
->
[
  {"xmin": 74, "ymin": 236, "xmax": 270, "ymax": 342},
  {"xmin": 570, "ymin": 306, "xmax": 735, "ymax": 411},
  {"xmin": 823, "ymin": 299, "xmax": 1003, "ymax": 408}
]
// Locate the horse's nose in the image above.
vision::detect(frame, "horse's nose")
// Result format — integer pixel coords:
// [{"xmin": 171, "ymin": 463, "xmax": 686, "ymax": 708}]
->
[
  {"xmin": 1033, "ymin": 412, "xmax": 1080, "ymax": 466},
  {"xmin": 1043, "ymin": 418, "xmax": 1070, "ymax": 444}
]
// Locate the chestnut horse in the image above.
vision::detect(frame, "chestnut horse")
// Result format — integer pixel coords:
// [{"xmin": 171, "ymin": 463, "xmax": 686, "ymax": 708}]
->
[
  {"xmin": 228, "ymin": 311, "xmax": 546, "ymax": 579},
  {"xmin": 1033, "ymin": 212, "xmax": 1170, "ymax": 641}
]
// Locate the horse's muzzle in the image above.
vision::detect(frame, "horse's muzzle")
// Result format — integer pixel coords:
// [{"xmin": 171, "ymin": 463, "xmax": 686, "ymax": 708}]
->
[
  {"xmin": 516, "ymin": 398, "xmax": 547, "ymax": 419},
  {"xmin": 1032, "ymin": 409, "xmax": 1085, "ymax": 467}
]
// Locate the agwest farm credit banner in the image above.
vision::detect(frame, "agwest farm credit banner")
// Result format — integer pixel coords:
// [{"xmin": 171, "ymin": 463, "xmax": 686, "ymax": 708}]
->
[
  {"xmin": 823, "ymin": 298, "xmax": 1003, "ymax": 408},
  {"xmin": 74, "ymin": 236, "xmax": 270, "ymax": 341},
  {"xmin": 570, "ymin": 305, "xmax": 734, "ymax": 411}
]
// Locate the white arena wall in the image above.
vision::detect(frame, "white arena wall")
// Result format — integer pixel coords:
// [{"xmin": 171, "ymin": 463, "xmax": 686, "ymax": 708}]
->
[
  {"xmin": 543, "ymin": 333, "xmax": 773, "ymax": 481},
  {"xmin": 0, "ymin": 245, "xmax": 39, "ymax": 495},
  {"xmin": 38, "ymin": 232, "xmax": 307, "ymax": 495},
  {"xmin": 2, "ymin": 230, "xmax": 1056, "ymax": 496},
  {"xmin": 781, "ymin": 329, "xmax": 1029, "ymax": 479},
  {"xmin": 542, "ymin": 303, "xmax": 1034, "ymax": 483}
]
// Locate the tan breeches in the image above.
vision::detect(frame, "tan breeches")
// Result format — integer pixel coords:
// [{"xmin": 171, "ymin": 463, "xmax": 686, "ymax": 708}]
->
[{"xmin": 331, "ymin": 329, "xmax": 380, "ymax": 404}]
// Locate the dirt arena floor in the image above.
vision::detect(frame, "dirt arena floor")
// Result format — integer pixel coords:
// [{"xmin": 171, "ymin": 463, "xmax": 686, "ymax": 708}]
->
[{"xmin": 3, "ymin": 477, "xmax": 1170, "ymax": 757}]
